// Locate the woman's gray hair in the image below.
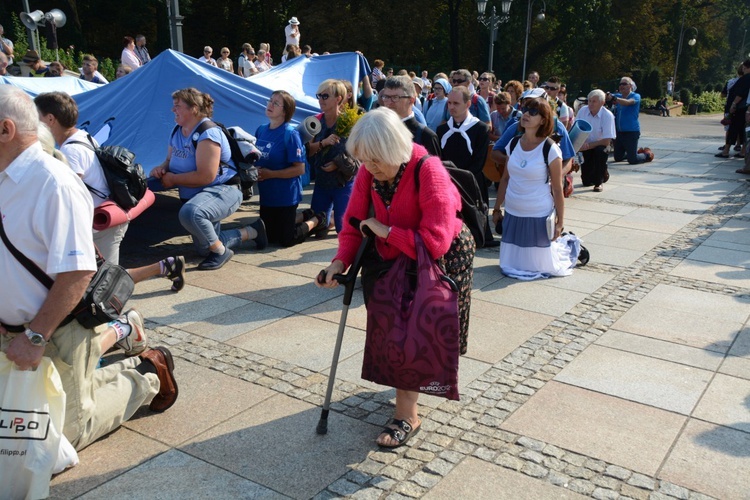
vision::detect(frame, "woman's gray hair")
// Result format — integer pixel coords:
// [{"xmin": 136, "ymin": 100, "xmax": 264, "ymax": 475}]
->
[
  {"xmin": 588, "ymin": 89, "xmax": 606, "ymax": 102},
  {"xmin": 37, "ymin": 122, "xmax": 70, "ymax": 166},
  {"xmin": 0, "ymin": 86, "xmax": 39, "ymax": 134},
  {"xmin": 346, "ymin": 108, "xmax": 413, "ymax": 167}
]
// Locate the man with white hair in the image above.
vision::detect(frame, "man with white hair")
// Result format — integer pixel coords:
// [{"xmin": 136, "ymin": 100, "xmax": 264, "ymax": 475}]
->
[
  {"xmin": 576, "ymin": 89, "xmax": 616, "ymax": 192},
  {"xmin": 0, "ymin": 86, "xmax": 178, "ymax": 453},
  {"xmin": 607, "ymin": 76, "xmax": 653, "ymax": 164}
]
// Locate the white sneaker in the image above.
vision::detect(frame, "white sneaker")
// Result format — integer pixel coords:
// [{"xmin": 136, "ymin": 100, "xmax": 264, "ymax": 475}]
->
[{"xmin": 115, "ymin": 309, "xmax": 148, "ymax": 357}]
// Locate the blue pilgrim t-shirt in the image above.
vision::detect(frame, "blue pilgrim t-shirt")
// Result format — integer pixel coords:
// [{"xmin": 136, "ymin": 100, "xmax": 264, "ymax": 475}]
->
[
  {"xmin": 254, "ymin": 123, "xmax": 305, "ymax": 207},
  {"xmin": 613, "ymin": 92, "xmax": 641, "ymax": 132}
]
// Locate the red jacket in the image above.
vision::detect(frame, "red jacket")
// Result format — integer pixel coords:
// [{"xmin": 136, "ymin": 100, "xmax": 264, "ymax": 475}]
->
[{"xmin": 335, "ymin": 144, "xmax": 463, "ymax": 267}]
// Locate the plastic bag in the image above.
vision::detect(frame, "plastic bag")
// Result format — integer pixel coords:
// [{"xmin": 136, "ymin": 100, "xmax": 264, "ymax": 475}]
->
[{"xmin": 0, "ymin": 353, "xmax": 68, "ymax": 500}]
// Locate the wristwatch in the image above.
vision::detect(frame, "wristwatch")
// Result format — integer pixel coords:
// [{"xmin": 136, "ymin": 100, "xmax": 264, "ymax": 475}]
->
[{"xmin": 24, "ymin": 328, "xmax": 48, "ymax": 347}]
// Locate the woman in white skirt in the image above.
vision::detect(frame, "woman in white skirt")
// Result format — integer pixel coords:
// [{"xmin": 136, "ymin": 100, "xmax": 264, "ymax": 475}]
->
[{"xmin": 492, "ymin": 98, "xmax": 580, "ymax": 280}]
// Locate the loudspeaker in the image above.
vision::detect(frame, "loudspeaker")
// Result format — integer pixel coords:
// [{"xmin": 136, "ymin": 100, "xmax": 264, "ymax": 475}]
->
[
  {"xmin": 45, "ymin": 9, "xmax": 67, "ymax": 28},
  {"xmin": 20, "ymin": 10, "xmax": 44, "ymax": 30}
]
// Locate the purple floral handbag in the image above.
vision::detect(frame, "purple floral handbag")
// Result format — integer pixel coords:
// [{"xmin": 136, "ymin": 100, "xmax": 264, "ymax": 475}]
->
[{"xmin": 362, "ymin": 234, "xmax": 460, "ymax": 400}]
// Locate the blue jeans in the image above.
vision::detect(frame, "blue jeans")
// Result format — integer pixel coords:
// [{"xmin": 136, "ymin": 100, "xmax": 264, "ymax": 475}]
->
[
  {"xmin": 613, "ymin": 131, "xmax": 647, "ymax": 164},
  {"xmin": 178, "ymin": 184, "xmax": 243, "ymax": 256},
  {"xmin": 310, "ymin": 181, "xmax": 354, "ymax": 233}
]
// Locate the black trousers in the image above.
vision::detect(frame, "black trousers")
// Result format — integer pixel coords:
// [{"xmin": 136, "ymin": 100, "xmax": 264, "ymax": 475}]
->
[
  {"xmin": 581, "ymin": 146, "xmax": 609, "ymax": 187},
  {"xmin": 259, "ymin": 205, "xmax": 311, "ymax": 247}
]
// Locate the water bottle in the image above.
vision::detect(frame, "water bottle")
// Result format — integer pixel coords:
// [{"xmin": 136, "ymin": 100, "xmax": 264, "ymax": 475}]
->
[{"xmin": 577, "ymin": 151, "xmax": 584, "ymax": 165}]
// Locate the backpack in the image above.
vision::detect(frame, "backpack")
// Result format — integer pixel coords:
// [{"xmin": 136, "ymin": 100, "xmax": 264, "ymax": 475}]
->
[
  {"xmin": 509, "ymin": 135, "xmax": 573, "ymax": 197},
  {"xmin": 414, "ymin": 155, "xmax": 488, "ymax": 248},
  {"xmin": 174, "ymin": 120, "xmax": 259, "ymax": 186},
  {"xmin": 67, "ymin": 135, "xmax": 148, "ymax": 210}
]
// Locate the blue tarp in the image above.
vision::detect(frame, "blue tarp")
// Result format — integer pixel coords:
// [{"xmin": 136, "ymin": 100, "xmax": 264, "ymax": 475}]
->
[
  {"xmin": 0, "ymin": 75, "xmax": 100, "ymax": 96},
  {"xmin": 2, "ymin": 50, "xmax": 370, "ymax": 169}
]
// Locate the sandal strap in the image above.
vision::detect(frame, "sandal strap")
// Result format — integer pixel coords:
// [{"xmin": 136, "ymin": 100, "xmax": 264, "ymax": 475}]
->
[
  {"xmin": 163, "ymin": 258, "xmax": 177, "ymax": 278},
  {"xmin": 380, "ymin": 418, "xmax": 414, "ymax": 444}
]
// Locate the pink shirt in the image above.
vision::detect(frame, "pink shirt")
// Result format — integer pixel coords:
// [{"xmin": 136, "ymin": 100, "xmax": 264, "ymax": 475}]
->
[{"xmin": 335, "ymin": 144, "xmax": 463, "ymax": 267}]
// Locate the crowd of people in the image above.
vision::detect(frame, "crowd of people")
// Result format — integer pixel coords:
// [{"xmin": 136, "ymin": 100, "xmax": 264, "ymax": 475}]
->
[{"xmin": 5, "ymin": 12, "xmax": 750, "ymax": 481}]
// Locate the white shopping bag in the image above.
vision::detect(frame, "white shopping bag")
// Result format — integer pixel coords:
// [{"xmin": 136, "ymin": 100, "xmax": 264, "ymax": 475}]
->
[{"xmin": 0, "ymin": 352, "xmax": 68, "ymax": 500}]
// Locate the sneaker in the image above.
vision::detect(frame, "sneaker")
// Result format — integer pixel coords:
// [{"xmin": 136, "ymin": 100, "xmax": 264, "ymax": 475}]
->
[
  {"xmin": 140, "ymin": 347, "xmax": 178, "ymax": 412},
  {"xmin": 242, "ymin": 186, "xmax": 253, "ymax": 201},
  {"xmin": 198, "ymin": 248, "xmax": 234, "ymax": 270},
  {"xmin": 250, "ymin": 218, "xmax": 268, "ymax": 250},
  {"xmin": 300, "ymin": 208, "xmax": 315, "ymax": 222},
  {"xmin": 312, "ymin": 212, "xmax": 329, "ymax": 238},
  {"xmin": 115, "ymin": 309, "xmax": 148, "ymax": 357},
  {"xmin": 164, "ymin": 256, "xmax": 186, "ymax": 292},
  {"xmin": 643, "ymin": 148, "xmax": 654, "ymax": 162},
  {"xmin": 593, "ymin": 185, "xmax": 603, "ymax": 192}
]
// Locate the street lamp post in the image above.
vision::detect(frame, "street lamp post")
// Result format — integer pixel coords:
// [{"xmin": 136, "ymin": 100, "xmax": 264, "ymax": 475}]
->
[
  {"xmin": 672, "ymin": 11, "xmax": 698, "ymax": 94},
  {"xmin": 522, "ymin": 0, "xmax": 546, "ymax": 81},
  {"xmin": 476, "ymin": 0, "xmax": 512, "ymax": 73}
]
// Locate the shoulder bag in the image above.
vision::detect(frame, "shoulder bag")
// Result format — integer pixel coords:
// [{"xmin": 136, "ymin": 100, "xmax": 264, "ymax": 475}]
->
[
  {"xmin": 0, "ymin": 212, "xmax": 134, "ymax": 329},
  {"xmin": 362, "ymin": 233, "xmax": 460, "ymax": 400}
]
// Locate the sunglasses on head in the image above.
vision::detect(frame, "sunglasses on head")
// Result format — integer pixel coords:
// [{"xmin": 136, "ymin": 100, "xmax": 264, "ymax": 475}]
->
[
  {"xmin": 520, "ymin": 106, "xmax": 541, "ymax": 116},
  {"xmin": 316, "ymin": 93, "xmax": 331, "ymax": 100}
]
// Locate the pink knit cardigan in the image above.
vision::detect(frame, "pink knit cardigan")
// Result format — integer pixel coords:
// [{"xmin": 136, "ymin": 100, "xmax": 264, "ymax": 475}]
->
[{"xmin": 334, "ymin": 144, "xmax": 463, "ymax": 267}]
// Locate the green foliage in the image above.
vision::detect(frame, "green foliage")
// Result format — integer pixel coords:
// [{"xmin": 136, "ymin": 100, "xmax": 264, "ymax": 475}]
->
[
  {"xmin": 692, "ymin": 91, "xmax": 724, "ymax": 114},
  {"xmin": 679, "ymin": 88, "xmax": 691, "ymax": 107},
  {"xmin": 641, "ymin": 68, "xmax": 663, "ymax": 99},
  {"xmin": 10, "ymin": 13, "xmax": 117, "ymax": 81}
]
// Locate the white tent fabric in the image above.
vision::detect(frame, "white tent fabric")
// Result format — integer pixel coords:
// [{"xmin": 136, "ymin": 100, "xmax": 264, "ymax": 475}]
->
[{"xmin": 1, "ymin": 50, "xmax": 370, "ymax": 169}]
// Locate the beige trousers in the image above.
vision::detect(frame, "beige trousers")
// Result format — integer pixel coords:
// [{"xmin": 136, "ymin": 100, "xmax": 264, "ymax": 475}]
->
[{"xmin": 2, "ymin": 320, "xmax": 159, "ymax": 451}]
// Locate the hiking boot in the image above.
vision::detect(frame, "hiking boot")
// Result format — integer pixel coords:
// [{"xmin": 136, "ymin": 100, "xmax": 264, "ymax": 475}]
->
[
  {"xmin": 643, "ymin": 148, "xmax": 654, "ymax": 162},
  {"xmin": 250, "ymin": 219, "xmax": 268, "ymax": 250},
  {"xmin": 198, "ymin": 249, "xmax": 234, "ymax": 270},
  {"xmin": 115, "ymin": 309, "xmax": 148, "ymax": 357},
  {"xmin": 140, "ymin": 347, "xmax": 178, "ymax": 412},
  {"xmin": 300, "ymin": 208, "xmax": 315, "ymax": 222}
]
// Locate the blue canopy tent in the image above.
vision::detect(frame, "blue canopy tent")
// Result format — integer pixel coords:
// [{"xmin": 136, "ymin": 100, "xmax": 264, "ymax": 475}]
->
[
  {"xmin": 0, "ymin": 75, "xmax": 100, "ymax": 96},
  {"xmin": 3, "ymin": 50, "xmax": 369, "ymax": 169}
]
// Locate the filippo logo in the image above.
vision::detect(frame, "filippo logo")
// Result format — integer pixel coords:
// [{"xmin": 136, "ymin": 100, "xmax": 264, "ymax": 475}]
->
[
  {"xmin": 0, "ymin": 408, "xmax": 50, "ymax": 440},
  {"xmin": 420, "ymin": 381, "xmax": 451, "ymax": 394}
]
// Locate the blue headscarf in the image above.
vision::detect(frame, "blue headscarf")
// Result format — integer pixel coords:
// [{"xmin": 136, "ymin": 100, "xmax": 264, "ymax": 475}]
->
[{"xmin": 433, "ymin": 78, "xmax": 452, "ymax": 95}]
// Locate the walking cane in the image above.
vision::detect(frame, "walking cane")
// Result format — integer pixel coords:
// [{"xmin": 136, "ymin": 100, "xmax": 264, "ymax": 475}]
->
[{"xmin": 315, "ymin": 217, "xmax": 374, "ymax": 435}]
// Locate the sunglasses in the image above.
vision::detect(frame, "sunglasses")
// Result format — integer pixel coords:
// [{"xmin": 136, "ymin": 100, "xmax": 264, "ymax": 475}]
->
[
  {"xmin": 316, "ymin": 93, "xmax": 331, "ymax": 100},
  {"xmin": 545, "ymin": 86, "xmax": 559, "ymax": 91},
  {"xmin": 520, "ymin": 106, "xmax": 541, "ymax": 116},
  {"xmin": 478, "ymin": 77, "xmax": 491, "ymax": 82},
  {"xmin": 619, "ymin": 82, "xmax": 630, "ymax": 86},
  {"xmin": 451, "ymin": 78, "xmax": 467, "ymax": 84}
]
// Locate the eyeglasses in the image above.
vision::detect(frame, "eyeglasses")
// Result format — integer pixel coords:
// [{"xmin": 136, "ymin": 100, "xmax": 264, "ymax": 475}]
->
[
  {"xmin": 221, "ymin": 51, "xmax": 229, "ymax": 54},
  {"xmin": 478, "ymin": 77, "xmax": 490, "ymax": 82},
  {"xmin": 451, "ymin": 78, "xmax": 467, "ymax": 84},
  {"xmin": 267, "ymin": 99, "xmax": 284, "ymax": 108},
  {"xmin": 316, "ymin": 93, "xmax": 331, "ymax": 100},
  {"xmin": 520, "ymin": 106, "xmax": 541, "ymax": 116},
  {"xmin": 381, "ymin": 95, "xmax": 411, "ymax": 102}
]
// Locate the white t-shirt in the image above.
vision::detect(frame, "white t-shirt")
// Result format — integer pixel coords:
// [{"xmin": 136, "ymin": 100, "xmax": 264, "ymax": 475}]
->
[
  {"xmin": 504, "ymin": 139, "xmax": 562, "ymax": 218},
  {"xmin": 61, "ymin": 130, "xmax": 110, "ymax": 208},
  {"xmin": 0, "ymin": 142, "xmax": 96, "ymax": 325},
  {"xmin": 285, "ymin": 24, "xmax": 300, "ymax": 46},
  {"xmin": 199, "ymin": 56, "xmax": 217, "ymax": 66}
]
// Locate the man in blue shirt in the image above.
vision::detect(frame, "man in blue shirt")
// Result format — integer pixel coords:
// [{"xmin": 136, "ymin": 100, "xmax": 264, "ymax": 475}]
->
[
  {"xmin": 607, "ymin": 76, "xmax": 653, "ymax": 164},
  {"xmin": 443, "ymin": 68, "xmax": 491, "ymax": 125}
]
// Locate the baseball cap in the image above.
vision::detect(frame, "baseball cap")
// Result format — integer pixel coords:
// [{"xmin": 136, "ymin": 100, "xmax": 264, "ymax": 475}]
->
[{"xmin": 520, "ymin": 88, "xmax": 548, "ymax": 101}]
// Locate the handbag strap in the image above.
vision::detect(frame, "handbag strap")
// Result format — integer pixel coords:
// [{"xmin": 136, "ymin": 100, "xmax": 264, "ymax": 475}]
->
[{"xmin": 0, "ymin": 210, "xmax": 54, "ymax": 290}]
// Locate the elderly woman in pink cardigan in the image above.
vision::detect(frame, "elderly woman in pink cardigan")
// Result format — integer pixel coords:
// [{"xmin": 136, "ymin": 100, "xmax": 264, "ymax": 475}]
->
[{"xmin": 317, "ymin": 108, "xmax": 475, "ymax": 448}]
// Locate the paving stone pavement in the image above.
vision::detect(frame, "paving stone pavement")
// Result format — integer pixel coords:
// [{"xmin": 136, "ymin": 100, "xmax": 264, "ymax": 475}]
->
[{"xmin": 49, "ymin": 113, "xmax": 750, "ymax": 500}]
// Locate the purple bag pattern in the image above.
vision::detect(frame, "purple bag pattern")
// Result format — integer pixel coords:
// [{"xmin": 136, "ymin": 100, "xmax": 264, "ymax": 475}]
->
[{"xmin": 362, "ymin": 233, "xmax": 460, "ymax": 400}]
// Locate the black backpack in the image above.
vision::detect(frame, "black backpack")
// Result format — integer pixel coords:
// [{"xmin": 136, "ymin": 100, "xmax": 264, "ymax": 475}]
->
[
  {"xmin": 67, "ymin": 135, "xmax": 148, "ymax": 210},
  {"xmin": 176, "ymin": 120, "xmax": 259, "ymax": 186},
  {"xmin": 414, "ymin": 155, "xmax": 488, "ymax": 248}
]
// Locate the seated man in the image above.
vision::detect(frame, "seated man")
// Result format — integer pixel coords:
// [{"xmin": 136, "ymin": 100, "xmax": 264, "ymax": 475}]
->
[
  {"xmin": 23, "ymin": 49, "xmax": 48, "ymax": 77},
  {"xmin": 0, "ymin": 86, "xmax": 178, "ymax": 453}
]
